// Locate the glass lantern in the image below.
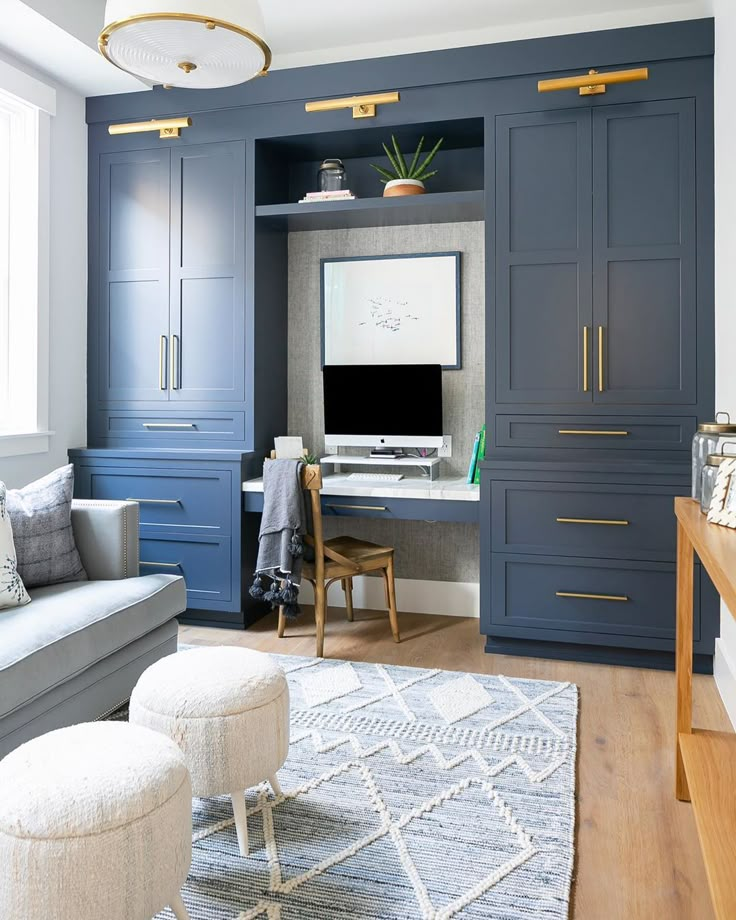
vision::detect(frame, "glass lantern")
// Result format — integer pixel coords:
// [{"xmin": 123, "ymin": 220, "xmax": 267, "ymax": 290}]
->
[{"xmin": 318, "ymin": 159, "xmax": 347, "ymax": 193}]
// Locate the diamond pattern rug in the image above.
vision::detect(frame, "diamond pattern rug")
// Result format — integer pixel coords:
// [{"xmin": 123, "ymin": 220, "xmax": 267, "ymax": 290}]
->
[{"xmin": 144, "ymin": 655, "xmax": 577, "ymax": 920}]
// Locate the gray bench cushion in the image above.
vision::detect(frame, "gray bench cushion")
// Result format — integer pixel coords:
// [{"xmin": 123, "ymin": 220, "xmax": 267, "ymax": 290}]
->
[{"xmin": 0, "ymin": 574, "xmax": 185, "ymax": 719}]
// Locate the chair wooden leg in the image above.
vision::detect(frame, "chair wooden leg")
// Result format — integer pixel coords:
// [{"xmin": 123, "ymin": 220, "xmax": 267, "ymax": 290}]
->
[
  {"xmin": 315, "ymin": 580, "xmax": 327, "ymax": 658},
  {"xmin": 277, "ymin": 606, "xmax": 286, "ymax": 638},
  {"xmin": 386, "ymin": 557, "xmax": 400, "ymax": 643},
  {"xmin": 269, "ymin": 773, "xmax": 283, "ymax": 797},
  {"xmin": 343, "ymin": 578, "xmax": 354, "ymax": 621}
]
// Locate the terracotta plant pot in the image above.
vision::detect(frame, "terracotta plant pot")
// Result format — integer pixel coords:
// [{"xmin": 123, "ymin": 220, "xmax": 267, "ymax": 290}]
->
[{"xmin": 383, "ymin": 178, "xmax": 426, "ymax": 197}]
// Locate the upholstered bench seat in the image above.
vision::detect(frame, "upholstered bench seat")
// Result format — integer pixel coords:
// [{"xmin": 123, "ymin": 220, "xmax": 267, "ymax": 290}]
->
[{"xmin": 0, "ymin": 574, "xmax": 184, "ymax": 721}]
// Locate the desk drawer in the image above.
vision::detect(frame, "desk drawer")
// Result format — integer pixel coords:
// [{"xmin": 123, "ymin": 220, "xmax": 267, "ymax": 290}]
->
[
  {"xmin": 495, "ymin": 416, "xmax": 696, "ymax": 452},
  {"xmin": 87, "ymin": 467, "xmax": 231, "ymax": 534},
  {"xmin": 491, "ymin": 481, "xmax": 679, "ymax": 562},
  {"xmin": 490, "ymin": 554, "xmax": 700, "ymax": 644},
  {"xmin": 320, "ymin": 495, "xmax": 479, "ymax": 524},
  {"xmin": 140, "ymin": 534, "xmax": 232, "ymax": 606}
]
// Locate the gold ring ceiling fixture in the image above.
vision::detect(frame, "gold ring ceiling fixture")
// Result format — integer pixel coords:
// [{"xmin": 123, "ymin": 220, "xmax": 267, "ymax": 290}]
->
[{"xmin": 99, "ymin": 1, "xmax": 271, "ymax": 89}]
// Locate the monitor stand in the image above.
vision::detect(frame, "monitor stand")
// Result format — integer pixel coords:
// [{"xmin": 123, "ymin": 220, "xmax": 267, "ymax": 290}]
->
[{"xmin": 369, "ymin": 448, "xmax": 406, "ymax": 459}]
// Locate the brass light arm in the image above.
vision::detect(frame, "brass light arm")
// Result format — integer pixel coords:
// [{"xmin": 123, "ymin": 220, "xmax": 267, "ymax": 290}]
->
[
  {"xmin": 538, "ymin": 67, "xmax": 648, "ymax": 96},
  {"xmin": 306, "ymin": 92, "xmax": 400, "ymax": 119}
]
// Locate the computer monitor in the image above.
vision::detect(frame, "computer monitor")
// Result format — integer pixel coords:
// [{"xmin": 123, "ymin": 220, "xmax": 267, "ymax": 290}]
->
[{"xmin": 323, "ymin": 364, "xmax": 443, "ymax": 449}]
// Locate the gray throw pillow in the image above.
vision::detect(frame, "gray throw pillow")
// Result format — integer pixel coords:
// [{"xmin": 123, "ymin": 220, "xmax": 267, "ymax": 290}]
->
[{"xmin": 7, "ymin": 465, "xmax": 87, "ymax": 588}]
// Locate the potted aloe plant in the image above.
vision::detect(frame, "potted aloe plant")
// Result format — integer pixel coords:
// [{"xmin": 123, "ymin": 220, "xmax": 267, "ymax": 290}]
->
[{"xmin": 370, "ymin": 135, "xmax": 444, "ymax": 197}]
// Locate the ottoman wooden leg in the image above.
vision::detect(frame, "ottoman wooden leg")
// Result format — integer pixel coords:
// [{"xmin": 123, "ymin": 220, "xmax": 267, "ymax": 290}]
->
[
  {"xmin": 231, "ymin": 790, "xmax": 249, "ymax": 856},
  {"xmin": 170, "ymin": 893, "xmax": 190, "ymax": 920},
  {"xmin": 269, "ymin": 773, "xmax": 282, "ymax": 797}
]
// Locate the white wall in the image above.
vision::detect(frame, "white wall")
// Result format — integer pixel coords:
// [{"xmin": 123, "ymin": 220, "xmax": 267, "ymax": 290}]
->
[
  {"xmin": 712, "ymin": 0, "xmax": 736, "ymax": 726},
  {"xmin": 0, "ymin": 50, "xmax": 87, "ymax": 489}
]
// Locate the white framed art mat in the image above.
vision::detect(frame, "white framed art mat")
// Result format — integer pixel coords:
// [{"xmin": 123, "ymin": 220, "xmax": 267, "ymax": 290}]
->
[{"xmin": 320, "ymin": 251, "xmax": 461, "ymax": 369}]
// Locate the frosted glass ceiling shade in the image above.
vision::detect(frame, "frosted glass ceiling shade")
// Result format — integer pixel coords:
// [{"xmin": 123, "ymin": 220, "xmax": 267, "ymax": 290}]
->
[{"xmin": 99, "ymin": 0, "xmax": 271, "ymax": 88}]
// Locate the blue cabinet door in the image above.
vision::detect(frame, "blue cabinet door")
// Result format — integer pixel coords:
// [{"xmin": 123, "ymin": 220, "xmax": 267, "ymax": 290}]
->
[
  {"xmin": 592, "ymin": 100, "xmax": 697, "ymax": 405},
  {"xmin": 495, "ymin": 109, "xmax": 593, "ymax": 405},
  {"xmin": 98, "ymin": 149, "xmax": 171, "ymax": 402},
  {"xmin": 169, "ymin": 142, "xmax": 246, "ymax": 403}
]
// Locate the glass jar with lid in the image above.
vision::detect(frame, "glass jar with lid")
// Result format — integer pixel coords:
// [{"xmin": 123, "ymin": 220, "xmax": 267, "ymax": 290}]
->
[
  {"xmin": 700, "ymin": 442, "xmax": 736, "ymax": 513},
  {"xmin": 692, "ymin": 413, "xmax": 736, "ymax": 501},
  {"xmin": 318, "ymin": 159, "xmax": 347, "ymax": 193}
]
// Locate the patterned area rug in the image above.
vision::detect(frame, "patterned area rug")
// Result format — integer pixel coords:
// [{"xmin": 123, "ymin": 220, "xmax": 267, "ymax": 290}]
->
[{"xmin": 122, "ymin": 655, "xmax": 578, "ymax": 919}]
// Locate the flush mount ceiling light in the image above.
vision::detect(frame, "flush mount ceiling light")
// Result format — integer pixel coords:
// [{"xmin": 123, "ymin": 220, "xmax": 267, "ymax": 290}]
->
[{"xmin": 99, "ymin": 1, "xmax": 271, "ymax": 89}]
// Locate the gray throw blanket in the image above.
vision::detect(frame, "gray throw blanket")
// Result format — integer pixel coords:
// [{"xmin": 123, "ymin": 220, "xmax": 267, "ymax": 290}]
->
[{"xmin": 249, "ymin": 459, "xmax": 306, "ymax": 619}]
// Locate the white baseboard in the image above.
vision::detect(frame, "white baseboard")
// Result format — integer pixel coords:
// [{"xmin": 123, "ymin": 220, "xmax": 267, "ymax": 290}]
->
[
  {"xmin": 714, "ymin": 637, "xmax": 736, "ymax": 729},
  {"xmin": 298, "ymin": 576, "xmax": 480, "ymax": 619}
]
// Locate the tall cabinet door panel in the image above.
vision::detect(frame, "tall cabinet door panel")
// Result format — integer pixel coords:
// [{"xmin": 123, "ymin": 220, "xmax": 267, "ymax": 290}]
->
[
  {"xmin": 98, "ymin": 150, "xmax": 171, "ymax": 402},
  {"xmin": 169, "ymin": 142, "xmax": 246, "ymax": 403},
  {"xmin": 592, "ymin": 100, "xmax": 697, "ymax": 405},
  {"xmin": 496, "ymin": 109, "xmax": 593, "ymax": 405}
]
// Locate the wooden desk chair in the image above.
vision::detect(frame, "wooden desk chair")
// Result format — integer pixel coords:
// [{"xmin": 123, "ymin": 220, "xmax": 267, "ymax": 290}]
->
[{"xmin": 277, "ymin": 463, "xmax": 400, "ymax": 658}]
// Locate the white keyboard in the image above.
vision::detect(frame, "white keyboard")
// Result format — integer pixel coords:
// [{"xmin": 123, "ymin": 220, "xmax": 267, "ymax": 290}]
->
[{"xmin": 347, "ymin": 472, "xmax": 404, "ymax": 482}]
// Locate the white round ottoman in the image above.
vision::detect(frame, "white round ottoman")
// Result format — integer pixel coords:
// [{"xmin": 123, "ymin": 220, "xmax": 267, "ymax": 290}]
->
[
  {"xmin": 130, "ymin": 646, "xmax": 289, "ymax": 857},
  {"xmin": 0, "ymin": 721, "xmax": 192, "ymax": 920}
]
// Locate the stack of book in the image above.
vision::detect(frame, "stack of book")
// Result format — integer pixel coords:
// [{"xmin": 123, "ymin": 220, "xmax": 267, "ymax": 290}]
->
[
  {"xmin": 467, "ymin": 424, "xmax": 486, "ymax": 485},
  {"xmin": 298, "ymin": 190, "xmax": 356, "ymax": 204}
]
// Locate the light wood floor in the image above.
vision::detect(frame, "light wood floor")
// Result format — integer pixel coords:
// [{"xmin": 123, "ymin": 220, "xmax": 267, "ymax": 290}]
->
[{"xmin": 181, "ymin": 605, "xmax": 732, "ymax": 920}]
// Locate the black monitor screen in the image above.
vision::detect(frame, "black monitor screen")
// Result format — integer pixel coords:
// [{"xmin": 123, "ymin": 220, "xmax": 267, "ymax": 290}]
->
[{"xmin": 323, "ymin": 364, "xmax": 443, "ymax": 437}]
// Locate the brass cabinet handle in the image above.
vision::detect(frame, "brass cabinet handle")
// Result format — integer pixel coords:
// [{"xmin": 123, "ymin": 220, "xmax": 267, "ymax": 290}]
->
[
  {"xmin": 558, "ymin": 429, "xmax": 629, "ymax": 436},
  {"xmin": 170, "ymin": 333, "xmax": 180, "ymax": 390},
  {"xmin": 142, "ymin": 422, "xmax": 196, "ymax": 429},
  {"xmin": 598, "ymin": 325, "xmax": 605, "ymax": 392},
  {"xmin": 126, "ymin": 498, "xmax": 181, "ymax": 505},
  {"xmin": 159, "ymin": 335, "xmax": 167, "ymax": 390},
  {"xmin": 324, "ymin": 503, "xmax": 388, "ymax": 512},
  {"xmin": 140, "ymin": 560, "xmax": 181, "ymax": 569},
  {"xmin": 556, "ymin": 591, "xmax": 629, "ymax": 602},
  {"xmin": 556, "ymin": 517, "xmax": 629, "ymax": 526},
  {"xmin": 583, "ymin": 326, "xmax": 590, "ymax": 393}
]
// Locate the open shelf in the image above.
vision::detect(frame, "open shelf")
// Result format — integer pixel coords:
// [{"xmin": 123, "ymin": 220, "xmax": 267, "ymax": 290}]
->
[{"xmin": 254, "ymin": 189, "xmax": 484, "ymax": 231}]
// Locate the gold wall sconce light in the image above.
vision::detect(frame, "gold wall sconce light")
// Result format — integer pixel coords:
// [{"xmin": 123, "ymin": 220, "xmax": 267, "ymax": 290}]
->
[
  {"xmin": 107, "ymin": 116, "xmax": 193, "ymax": 138},
  {"xmin": 538, "ymin": 67, "xmax": 649, "ymax": 96},
  {"xmin": 305, "ymin": 91, "xmax": 400, "ymax": 119}
]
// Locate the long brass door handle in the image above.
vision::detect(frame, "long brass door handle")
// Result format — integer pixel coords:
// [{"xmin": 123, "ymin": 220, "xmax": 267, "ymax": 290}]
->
[
  {"xmin": 170, "ymin": 333, "xmax": 180, "ymax": 390},
  {"xmin": 159, "ymin": 335, "xmax": 167, "ymax": 390},
  {"xmin": 583, "ymin": 326, "xmax": 590, "ymax": 392},
  {"xmin": 556, "ymin": 591, "xmax": 629, "ymax": 602},
  {"xmin": 556, "ymin": 517, "xmax": 629, "ymax": 526},
  {"xmin": 598, "ymin": 325, "xmax": 605, "ymax": 392}
]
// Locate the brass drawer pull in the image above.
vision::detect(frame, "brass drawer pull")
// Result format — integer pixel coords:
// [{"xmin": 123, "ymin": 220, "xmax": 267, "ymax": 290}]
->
[
  {"xmin": 142, "ymin": 422, "xmax": 196, "ymax": 429},
  {"xmin": 556, "ymin": 517, "xmax": 629, "ymax": 526},
  {"xmin": 556, "ymin": 591, "xmax": 629, "ymax": 602},
  {"xmin": 126, "ymin": 498, "xmax": 181, "ymax": 505},
  {"xmin": 324, "ymin": 503, "xmax": 388, "ymax": 512},
  {"xmin": 140, "ymin": 560, "xmax": 181, "ymax": 569},
  {"xmin": 558, "ymin": 429, "xmax": 629, "ymax": 436}
]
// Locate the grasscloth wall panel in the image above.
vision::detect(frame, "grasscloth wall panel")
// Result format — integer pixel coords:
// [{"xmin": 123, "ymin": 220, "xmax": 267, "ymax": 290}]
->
[{"xmin": 287, "ymin": 221, "xmax": 484, "ymax": 583}]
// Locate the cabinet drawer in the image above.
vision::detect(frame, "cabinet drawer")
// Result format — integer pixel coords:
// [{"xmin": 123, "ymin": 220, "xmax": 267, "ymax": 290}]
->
[
  {"xmin": 495, "ymin": 415, "xmax": 696, "ymax": 452},
  {"xmin": 242, "ymin": 492, "xmax": 479, "ymax": 524},
  {"xmin": 90, "ymin": 410, "xmax": 246, "ymax": 446},
  {"xmin": 87, "ymin": 467, "xmax": 231, "ymax": 533},
  {"xmin": 491, "ymin": 481, "xmax": 679, "ymax": 561},
  {"xmin": 140, "ymin": 534, "xmax": 232, "ymax": 606},
  {"xmin": 490, "ymin": 554, "xmax": 700, "ymax": 644}
]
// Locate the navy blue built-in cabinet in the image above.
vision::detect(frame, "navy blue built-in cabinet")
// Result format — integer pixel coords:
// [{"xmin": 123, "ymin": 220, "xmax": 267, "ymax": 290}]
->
[{"xmin": 74, "ymin": 17, "xmax": 718, "ymax": 654}]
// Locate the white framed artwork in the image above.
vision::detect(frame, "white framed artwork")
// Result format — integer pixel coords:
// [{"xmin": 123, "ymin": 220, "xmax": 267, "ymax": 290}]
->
[{"xmin": 320, "ymin": 252, "xmax": 461, "ymax": 369}]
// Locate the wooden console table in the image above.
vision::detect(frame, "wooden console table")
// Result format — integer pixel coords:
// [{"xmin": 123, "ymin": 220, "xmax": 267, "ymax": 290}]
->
[{"xmin": 674, "ymin": 496, "xmax": 736, "ymax": 919}]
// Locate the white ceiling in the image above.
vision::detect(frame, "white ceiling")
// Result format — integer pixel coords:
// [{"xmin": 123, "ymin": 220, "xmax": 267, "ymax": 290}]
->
[{"xmin": 0, "ymin": 0, "xmax": 713, "ymax": 97}]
